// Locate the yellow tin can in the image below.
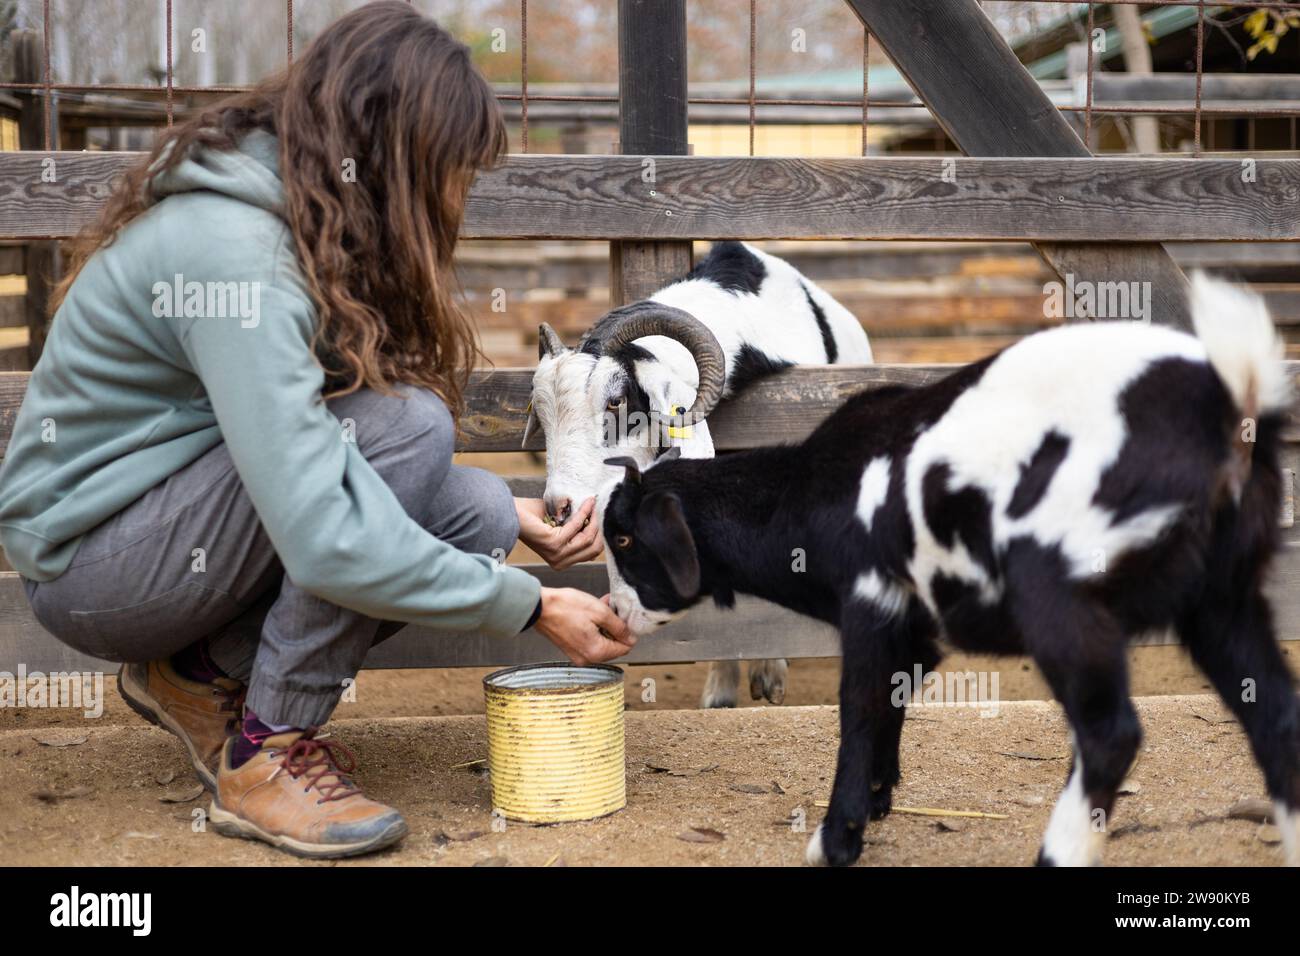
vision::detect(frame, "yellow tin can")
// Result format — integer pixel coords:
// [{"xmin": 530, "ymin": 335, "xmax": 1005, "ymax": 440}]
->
[{"xmin": 483, "ymin": 663, "xmax": 626, "ymax": 823}]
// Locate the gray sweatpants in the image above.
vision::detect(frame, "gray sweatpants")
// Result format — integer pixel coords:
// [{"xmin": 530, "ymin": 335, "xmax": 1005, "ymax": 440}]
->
[{"xmin": 23, "ymin": 385, "xmax": 519, "ymax": 727}]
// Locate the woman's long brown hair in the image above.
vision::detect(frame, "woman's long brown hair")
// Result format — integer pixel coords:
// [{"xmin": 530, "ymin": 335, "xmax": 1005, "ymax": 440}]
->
[{"xmin": 53, "ymin": 1, "xmax": 505, "ymax": 412}]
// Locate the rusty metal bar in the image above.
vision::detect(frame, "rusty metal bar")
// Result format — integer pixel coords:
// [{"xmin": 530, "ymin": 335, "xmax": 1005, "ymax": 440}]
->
[
  {"xmin": 521, "ymin": 0, "xmax": 528, "ymax": 152},
  {"xmin": 166, "ymin": 0, "xmax": 174, "ymax": 126},
  {"xmin": 862, "ymin": 28, "xmax": 869, "ymax": 156},
  {"xmin": 41, "ymin": 0, "xmax": 51, "ymax": 150},
  {"xmin": 1194, "ymin": 2, "xmax": 1205, "ymax": 155},
  {"xmin": 1084, "ymin": 1, "xmax": 1095, "ymax": 148},
  {"xmin": 748, "ymin": 0, "xmax": 756, "ymax": 156}
]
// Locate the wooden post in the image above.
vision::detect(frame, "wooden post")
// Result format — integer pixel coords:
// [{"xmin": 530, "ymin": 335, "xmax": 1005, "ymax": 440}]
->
[
  {"xmin": 611, "ymin": 0, "xmax": 692, "ymax": 306},
  {"xmin": 15, "ymin": 30, "xmax": 60, "ymax": 366},
  {"xmin": 843, "ymin": 0, "xmax": 1191, "ymax": 329}
]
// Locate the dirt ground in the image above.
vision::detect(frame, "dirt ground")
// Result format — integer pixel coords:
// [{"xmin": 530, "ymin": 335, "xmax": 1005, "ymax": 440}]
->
[
  {"xmin": 0, "ymin": 695, "xmax": 1288, "ymax": 867},
  {"xmin": 4, "ymin": 642, "xmax": 1297, "ymax": 731}
]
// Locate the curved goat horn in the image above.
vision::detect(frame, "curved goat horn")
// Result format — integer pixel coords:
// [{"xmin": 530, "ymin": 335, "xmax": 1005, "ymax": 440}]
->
[{"xmin": 598, "ymin": 303, "xmax": 726, "ymax": 427}]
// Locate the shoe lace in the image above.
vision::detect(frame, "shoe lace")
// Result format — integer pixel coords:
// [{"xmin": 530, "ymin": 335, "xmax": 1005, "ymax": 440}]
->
[
  {"xmin": 212, "ymin": 683, "xmax": 246, "ymax": 735},
  {"xmin": 275, "ymin": 735, "xmax": 361, "ymax": 803}
]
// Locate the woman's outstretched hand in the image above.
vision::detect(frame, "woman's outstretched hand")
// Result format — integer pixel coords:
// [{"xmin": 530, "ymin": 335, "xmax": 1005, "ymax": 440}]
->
[
  {"xmin": 514, "ymin": 497, "xmax": 604, "ymax": 570},
  {"xmin": 534, "ymin": 588, "xmax": 635, "ymax": 664}
]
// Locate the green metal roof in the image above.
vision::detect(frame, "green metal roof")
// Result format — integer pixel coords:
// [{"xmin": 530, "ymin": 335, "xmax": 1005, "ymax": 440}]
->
[{"xmin": 1026, "ymin": 5, "xmax": 1209, "ymax": 79}]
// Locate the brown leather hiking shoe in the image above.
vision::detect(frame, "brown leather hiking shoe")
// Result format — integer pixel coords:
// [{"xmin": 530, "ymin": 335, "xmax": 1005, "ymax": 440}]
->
[
  {"xmin": 209, "ymin": 731, "xmax": 408, "ymax": 859},
  {"xmin": 118, "ymin": 660, "xmax": 245, "ymax": 791}
]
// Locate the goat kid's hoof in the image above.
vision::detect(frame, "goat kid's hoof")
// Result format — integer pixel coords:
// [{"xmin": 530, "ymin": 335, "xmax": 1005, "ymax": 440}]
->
[
  {"xmin": 804, "ymin": 822, "xmax": 863, "ymax": 867},
  {"xmin": 748, "ymin": 659, "xmax": 788, "ymax": 705},
  {"xmin": 699, "ymin": 688, "xmax": 737, "ymax": 709},
  {"xmin": 868, "ymin": 785, "xmax": 893, "ymax": 821}
]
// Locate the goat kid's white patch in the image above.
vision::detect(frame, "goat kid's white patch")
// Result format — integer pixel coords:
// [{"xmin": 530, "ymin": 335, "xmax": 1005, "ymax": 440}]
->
[
  {"xmin": 904, "ymin": 322, "xmax": 1206, "ymax": 610},
  {"xmin": 855, "ymin": 456, "xmax": 891, "ymax": 533},
  {"xmin": 1276, "ymin": 800, "xmax": 1300, "ymax": 867},
  {"xmin": 805, "ymin": 823, "xmax": 828, "ymax": 866},
  {"xmin": 1041, "ymin": 750, "xmax": 1104, "ymax": 867},
  {"xmin": 853, "ymin": 570, "xmax": 909, "ymax": 619}
]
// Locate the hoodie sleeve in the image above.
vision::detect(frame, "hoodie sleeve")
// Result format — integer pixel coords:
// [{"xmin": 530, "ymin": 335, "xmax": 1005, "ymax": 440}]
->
[{"xmin": 175, "ymin": 243, "xmax": 541, "ymax": 638}]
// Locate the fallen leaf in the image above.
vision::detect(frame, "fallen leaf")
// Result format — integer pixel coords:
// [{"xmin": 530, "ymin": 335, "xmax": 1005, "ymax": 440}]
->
[
  {"xmin": 771, "ymin": 781, "xmax": 786, "ymax": 795},
  {"xmin": 474, "ymin": 856, "xmax": 510, "ymax": 867},
  {"xmin": 1118, "ymin": 780, "xmax": 1141, "ymax": 795},
  {"xmin": 158, "ymin": 784, "xmax": 205, "ymax": 804},
  {"xmin": 32, "ymin": 785, "xmax": 92, "ymax": 804},
  {"xmin": 729, "ymin": 783, "xmax": 768, "ymax": 795},
  {"xmin": 32, "ymin": 734, "xmax": 88, "ymax": 748},
  {"xmin": 441, "ymin": 829, "xmax": 485, "ymax": 843},
  {"xmin": 936, "ymin": 819, "xmax": 965, "ymax": 833},
  {"xmin": 1190, "ymin": 712, "xmax": 1234, "ymax": 725},
  {"xmin": 1014, "ymin": 794, "xmax": 1046, "ymax": 807},
  {"xmin": 1257, "ymin": 824, "xmax": 1282, "ymax": 845},
  {"xmin": 154, "ymin": 769, "xmax": 176, "ymax": 786},
  {"xmin": 1227, "ymin": 798, "xmax": 1274, "ymax": 824},
  {"xmin": 670, "ymin": 764, "xmax": 718, "ymax": 778},
  {"xmin": 677, "ymin": 827, "xmax": 725, "ymax": 844}
]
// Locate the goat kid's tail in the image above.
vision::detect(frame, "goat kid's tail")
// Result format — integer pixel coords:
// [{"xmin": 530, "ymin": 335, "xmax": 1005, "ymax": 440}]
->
[{"xmin": 1190, "ymin": 271, "xmax": 1291, "ymax": 421}]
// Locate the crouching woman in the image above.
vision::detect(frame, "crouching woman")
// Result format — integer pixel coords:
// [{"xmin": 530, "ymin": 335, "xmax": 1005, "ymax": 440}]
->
[{"xmin": 0, "ymin": 2, "xmax": 630, "ymax": 859}]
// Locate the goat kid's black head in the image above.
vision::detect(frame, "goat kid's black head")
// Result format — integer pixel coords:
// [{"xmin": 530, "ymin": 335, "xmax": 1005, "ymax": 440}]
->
[{"xmin": 602, "ymin": 452, "xmax": 702, "ymax": 622}]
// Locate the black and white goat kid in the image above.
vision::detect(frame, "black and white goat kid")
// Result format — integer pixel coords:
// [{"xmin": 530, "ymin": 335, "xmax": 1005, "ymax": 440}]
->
[
  {"xmin": 600, "ymin": 274, "xmax": 1299, "ymax": 867},
  {"xmin": 526, "ymin": 241, "xmax": 872, "ymax": 708}
]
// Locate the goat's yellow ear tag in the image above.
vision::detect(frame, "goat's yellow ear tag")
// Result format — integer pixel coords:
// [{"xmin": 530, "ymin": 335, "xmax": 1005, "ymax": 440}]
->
[{"xmin": 666, "ymin": 404, "xmax": 693, "ymax": 440}]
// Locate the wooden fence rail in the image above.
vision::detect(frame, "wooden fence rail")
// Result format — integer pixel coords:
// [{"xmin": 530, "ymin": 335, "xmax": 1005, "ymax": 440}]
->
[{"xmin": 2, "ymin": 153, "xmax": 1299, "ymax": 244}]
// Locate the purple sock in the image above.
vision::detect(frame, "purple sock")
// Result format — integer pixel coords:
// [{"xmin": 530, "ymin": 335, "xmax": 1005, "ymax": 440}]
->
[
  {"xmin": 230, "ymin": 710, "xmax": 299, "ymax": 769},
  {"xmin": 170, "ymin": 637, "xmax": 227, "ymax": 684}
]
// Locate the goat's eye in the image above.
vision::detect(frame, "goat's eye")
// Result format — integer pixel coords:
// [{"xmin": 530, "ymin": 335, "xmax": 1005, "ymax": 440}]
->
[
  {"xmin": 614, "ymin": 534, "xmax": 633, "ymax": 549},
  {"xmin": 606, "ymin": 396, "xmax": 626, "ymax": 411}
]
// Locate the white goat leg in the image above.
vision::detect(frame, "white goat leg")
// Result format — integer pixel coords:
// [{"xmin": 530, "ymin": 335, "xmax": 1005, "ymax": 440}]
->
[
  {"xmin": 748, "ymin": 659, "xmax": 788, "ymax": 704},
  {"xmin": 701, "ymin": 660, "xmax": 741, "ymax": 709}
]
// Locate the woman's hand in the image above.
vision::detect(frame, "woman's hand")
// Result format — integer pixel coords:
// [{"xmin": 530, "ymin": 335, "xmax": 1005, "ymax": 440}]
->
[
  {"xmin": 533, "ymin": 588, "xmax": 635, "ymax": 665},
  {"xmin": 514, "ymin": 497, "xmax": 604, "ymax": 570}
]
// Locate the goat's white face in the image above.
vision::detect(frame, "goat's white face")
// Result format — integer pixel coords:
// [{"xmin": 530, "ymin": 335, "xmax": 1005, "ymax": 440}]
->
[{"xmin": 530, "ymin": 348, "xmax": 684, "ymax": 524}]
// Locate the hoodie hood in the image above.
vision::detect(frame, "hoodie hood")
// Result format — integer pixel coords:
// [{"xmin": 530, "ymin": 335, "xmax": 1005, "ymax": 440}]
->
[{"xmin": 148, "ymin": 128, "xmax": 285, "ymax": 215}]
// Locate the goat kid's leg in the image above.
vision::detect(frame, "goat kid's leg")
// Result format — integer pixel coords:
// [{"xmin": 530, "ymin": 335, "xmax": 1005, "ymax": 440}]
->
[
  {"xmin": 807, "ymin": 608, "xmax": 905, "ymax": 866},
  {"xmin": 748, "ymin": 659, "xmax": 788, "ymax": 705},
  {"xmin": 1008, "ymin": 547, "xmax": 1140, "ymax": 867},
  {"xmin": 1179, "ymin": 588, "xmax": 1300, "ymax": 865},
  {"xmin": 700, "ymin": 660, "xmax": 741, "ymax": 709},
  {"xmin": 870, "ymin": 615, "xmax": 940, "ymax": 821},
  {"xmin": 867, "ymin": 706, "xmax": 905, "ymax": 820}
]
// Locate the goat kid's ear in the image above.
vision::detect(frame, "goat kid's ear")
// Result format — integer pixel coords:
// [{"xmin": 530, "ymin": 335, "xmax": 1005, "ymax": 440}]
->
[
  {"xmin": 604, "ymin": 455, "xmax": 641, "ymax": 486},
  {"xmin": 640, "ymin": 491, "xmax": 700, "ymax": 599}
]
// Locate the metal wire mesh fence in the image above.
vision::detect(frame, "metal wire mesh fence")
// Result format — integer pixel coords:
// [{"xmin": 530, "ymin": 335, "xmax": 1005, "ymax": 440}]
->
[{"xmin": 4, "ymin": 1, "xmax": 1298, "ymax": 158}]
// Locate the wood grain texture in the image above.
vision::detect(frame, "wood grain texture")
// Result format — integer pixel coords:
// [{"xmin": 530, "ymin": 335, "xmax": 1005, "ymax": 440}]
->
[
  {"xmin": 2, "ymin": 152, "xmax": 1298, "ymax": 243},
  {"xmin": 843, "ymin": 0, "xmax": 1195, "ymax": 329},
  {"xmin": 6, "ymin": 363, "xmax": 1300, "ymax": 456}
]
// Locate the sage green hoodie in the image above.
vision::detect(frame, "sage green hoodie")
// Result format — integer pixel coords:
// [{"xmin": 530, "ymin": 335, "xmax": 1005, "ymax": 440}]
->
[{"xmin": 0, "ymin": 130, "xmax": 541, "ymax": 638}]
